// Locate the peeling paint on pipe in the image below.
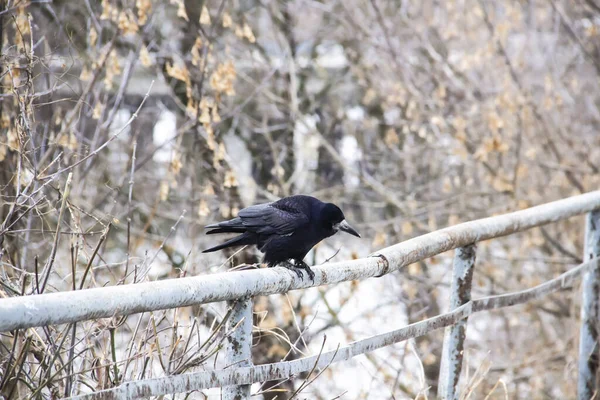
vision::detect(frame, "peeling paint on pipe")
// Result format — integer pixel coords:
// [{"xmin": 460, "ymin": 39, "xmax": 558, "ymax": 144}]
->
[
  {"xmin": 1, "ymin": 192, "xmax": 599, "ymax": 332},
  {"xmin": 578, "ymin": 210, "xmax": 600, "ymax": 400},
  {"xmin": 66, "ymin": 258, "xmax": 597, "ymax": 400},
  {"xmin": 438, "ymin": 244, "xmax": 476, "ymax": 400},
  {"xmin": 222, "ymin": 298, "xmax": 253, "ymax": 400}
]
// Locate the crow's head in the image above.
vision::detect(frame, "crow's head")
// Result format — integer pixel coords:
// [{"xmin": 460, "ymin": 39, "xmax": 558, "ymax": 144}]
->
[{"xmin": 321, "ymin": 203, "xmax": 361, "ymax": 238}]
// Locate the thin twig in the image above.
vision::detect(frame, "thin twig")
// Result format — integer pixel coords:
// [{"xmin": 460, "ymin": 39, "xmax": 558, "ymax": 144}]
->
[
  {"xmin": 321, "ymin": 247, "xmax": 341, "ymax": 264},
  {"xmin": 40, "ymin": 172, "xmax": 73, "ymax": 292},
  {"xmin": 125, "ymin": 141, "xmax": 137, "ymax": 278},
  {"xmin": 142, "ymin": 209, "xmax": 186, "ymax": 279},
  {"xmin": 79, "ymin": 224, "xmax": 111, "ymax": 290}
]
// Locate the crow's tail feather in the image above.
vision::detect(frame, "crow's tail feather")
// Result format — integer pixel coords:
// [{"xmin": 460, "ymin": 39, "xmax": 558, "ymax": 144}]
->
[
  {"xmin": 202, "ymin": 232, "xmax": 254, "ymax": 253},
  {"xmin": 206, "ymin": 227, "xmax": 246, "ymax": 235},
  {"xmin": 205, "ymin": 218, "xmax": 243, "ymax": 229},
  {"xmin": 204, "ymin": 218, "xmax": 247, "ymax": 235}
]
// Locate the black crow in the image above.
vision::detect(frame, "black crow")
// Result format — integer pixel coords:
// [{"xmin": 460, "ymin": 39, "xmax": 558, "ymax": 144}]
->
[{"xmin": 202, "ymin": 195, "xmax": 360, "ymax": 280}]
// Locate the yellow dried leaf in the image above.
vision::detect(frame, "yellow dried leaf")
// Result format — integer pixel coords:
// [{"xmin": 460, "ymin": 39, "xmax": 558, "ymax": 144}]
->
[
  {"xmin": 166, "ymin": 62, "xmax": 190, "ymax": 83},
  {"xmin": 58, "ymin": 133, "xmax": 78, "ymax": 151},
  {"xmin": 211, "ymin": 106, "xmax": 221, "ymax": 123},
  {"xmin": 223, "ymin": 170, "xmax": 238, "ymax": 188},
  {"xmin": 199, "ymin": 5, "xmax": 211, "ymax": 25},
  {"xmin": 7, "ymin": 128, "xmax": 19, "ymax": 150},
  {"xmin": 423, "ymin": 352, "xmax": 437, "ymax": 366},
  {"xmin": 191, "ymin": 37, "xmax": 203, "ymax": 66},
  {"xmin": 210, "ymin": 61, "xmax": 236, "ymax": 96},
  {"xmin": 89, "ymin": 26, "xmax": 98, "ymax": 46},
  {"xmin": 266, "ymin": 182, "xmax": 279, "ymax": 196},
  {"xmin": 484, "ymin": 135, "xmax": 509, "ymax": 153},
  {"xmin": 242, "ymin": 23, "xmax": 255, "ymax": 43},
  {"xmin": 372, "ymin": 232, "xmax": 386, "ymax": 247},
  {"xmin": 452, "ymin": 146, "xmax": 469, "ymax": 161},
  {"xmin": 495, "ymin": 22, "xmax": 510, "ymax": 43},
  {"xmin": 362, "ymin": 88, "xmax": 377, "ymax": 105},
  {"xmin": 234, "ymin": 24, "xmax": 244, "ymax": 38},
  {"xmin": 136, "ymin": 0, "xmax": 152, "ymax": 25},
  {"xmin": 170, "ymin": 154, "xmax": 182, "ymax": 175},
  {"xmin": 206, "ymin": 125, "xmax": 216, "ymax": 150},
  {"xmin": 159, "ymin": 181, "xmax": 170, "ymax": 201},
  {"xmin": 219, "ymin": 204, "xmax": 231, "ymax": 218},
  {"xmin": 0, "ymin": 144, "xmax": 7, "ymax": 162},
  {"xmin": 80, "ymin": 65, "xmax": 92, "ymax": 81},
  {"xmin": 0, "ymin": 114, "xmax": 9, "ymax": 129},
  {"xmin": 455, "ymin": 130, "xmax": 467, "ymax": 143},
  {"xmin": 473, "ymin": 146, "xmax": 488, "ymax": 162},
  {"xmin": 492, "ymin": 176, "xmax": 513, "ymax": 193},
  {"xmin": 215, "ymin": 142, "xmax": 226, "ymax": 162},
  {"xmin": 139, "ymin": 46, "xmax": 152, "ymax": 67},
  {"xmin": 222, "ymin": 12, "xmax": 232, "ymax": 28},
  {"xmin": 100, "ymin": 0, "xmax": 112, "ymax": 20},
  {"xmin": 186, "ymin": 98, "xmax": 198, "ymax": 118},
  {"xmin": 170, "ymin": 0, "xmax": 188, "ymax": 21},
  {"xmin": 92, "ymin": 102, "xmax": 103, "ymax": 119},
  {"xmin": 203, "ymin": 185, "xmax": 215, "ymax": 195},
  {"xmin": 401, "ymin": 221, "xmax": 413, "ymax": 235},
  {"xmin": 486, "ymin": 112, "xmax": 504, "ymax": 133},
  {"xmin": 431, "ymin": 115, "xmax": 444, "ymax": 127},
  {"xmin": 271, "ymin": 164, "xmax": 284, "ymax": 178},
  {"xmin": 199, "ymin": 107, "xmax": 211, "ymax": 124},
  {"xmin": 104, "ymin": 50, "xmax": 121, "ymax": 90},
  {"xmin": 384, "ymin": 128, "xmax": 399, "ymax": 147},
  {"xmin": 405, "ymin": 100, "xmax": 416, "ymax": 120},
  {"xmin": 442, "ymin": 176, "xmax": 452, "ymax": 193},
  {"xmin": 435, "ymin": 85, "xmax": 446, "ymax": 99},
  {"xmin": 198, "ymin": 199, "xmax": 210, "ymax": 217},
  {"xmin": 118, "ymin": 11, "xmax": 139, "ymax": 35},
  {"xmin": 452, "ymin": 116, "xmax": 467, "ymax": 142},
  {"xmin": 585, "ymin": 24, "xmax": 598, "ymax": 37},
  {"xmin": 407, "ymin": 263, "xmax": 420, "ymax": 276}
]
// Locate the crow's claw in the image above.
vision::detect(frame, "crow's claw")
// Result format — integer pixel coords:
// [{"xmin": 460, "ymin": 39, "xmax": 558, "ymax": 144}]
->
[
  {"xmin": 294, "ymin": 260, "xmax": 315, "ymax": 282},
  {"xmin": 279, "ymin": 260, "xmax": 304, "ymax": 279},
  {"xmin": 305, "ymin": 268, "xmax": 315, "ymax": 281}
]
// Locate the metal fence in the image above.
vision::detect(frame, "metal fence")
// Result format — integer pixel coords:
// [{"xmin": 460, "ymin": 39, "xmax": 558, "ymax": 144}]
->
[{"xmin": 1, "ymin": 191, "xmax": 600, "ymax": 399}]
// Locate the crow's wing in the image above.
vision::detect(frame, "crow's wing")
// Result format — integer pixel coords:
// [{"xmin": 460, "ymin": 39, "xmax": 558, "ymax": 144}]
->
[{"xmin": 238, "ymin": 202, "xmax": 309, "ymax": 235}]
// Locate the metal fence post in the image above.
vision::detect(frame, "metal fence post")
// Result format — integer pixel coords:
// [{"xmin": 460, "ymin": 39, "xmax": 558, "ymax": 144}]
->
[
  {"xmin": 223, "ymin": 297, "xmax": 253, "ymax": 400},
  {"xmin": 578, "ymin": 210, "xmax": 600, "ymax": 400},
  {"xmin": 438, "ymin": 244, "xmax": 477, "ymax": 400}
]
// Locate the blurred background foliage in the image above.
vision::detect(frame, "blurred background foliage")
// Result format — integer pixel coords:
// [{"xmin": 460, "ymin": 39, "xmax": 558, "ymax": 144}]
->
[{"xmin": 1, "ymin": 0, "xmax": 600, "ymax": 398}]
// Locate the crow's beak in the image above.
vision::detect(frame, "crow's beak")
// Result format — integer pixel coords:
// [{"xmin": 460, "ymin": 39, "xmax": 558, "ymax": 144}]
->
[{"xmin": 338, "ymin": 220, "xmax": 361, "ymax": 238}]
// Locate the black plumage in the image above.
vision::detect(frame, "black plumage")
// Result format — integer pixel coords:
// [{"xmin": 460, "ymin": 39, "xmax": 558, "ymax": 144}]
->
[{"xmin": 202, "ymin": 195, "xmax": 360, "ymax": 280}]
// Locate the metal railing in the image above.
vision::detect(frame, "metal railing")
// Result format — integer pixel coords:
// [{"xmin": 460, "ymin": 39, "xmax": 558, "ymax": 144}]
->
[{"xmin": 1, "ymin": 191, "xmax": 600, "ymax": 399}]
